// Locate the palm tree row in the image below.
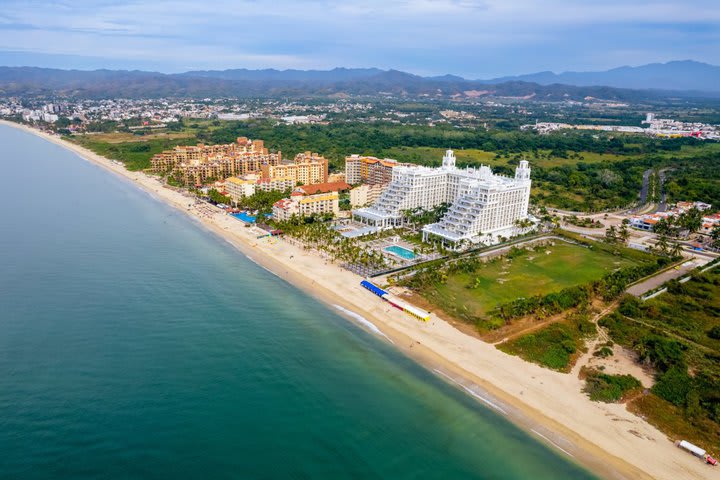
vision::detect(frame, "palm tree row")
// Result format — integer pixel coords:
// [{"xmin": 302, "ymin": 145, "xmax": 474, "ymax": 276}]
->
[{"xmin": 277, "ymin": 216, "xmax": 391, "ymax": 270}]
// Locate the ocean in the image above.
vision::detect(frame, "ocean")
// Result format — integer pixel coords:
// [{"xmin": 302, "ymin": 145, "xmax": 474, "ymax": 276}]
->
[{"xmin": 0, "ymin": 124, "xmax": 596, "ymax": 479}]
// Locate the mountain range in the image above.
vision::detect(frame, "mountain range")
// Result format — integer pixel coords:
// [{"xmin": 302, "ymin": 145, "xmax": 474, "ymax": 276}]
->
[
  {"xmin": 485, "ymin": 60, "xmax": 720, "ymax": 92},
  {"xmin": 0, "ymin": 60, "xmax": 718, "ymax": 100}
]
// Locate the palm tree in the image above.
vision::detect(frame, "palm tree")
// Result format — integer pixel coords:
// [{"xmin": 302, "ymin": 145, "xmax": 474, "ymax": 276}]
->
[
  {"xmin": 711, "ymin": 224, "xmax": 720, "ymax": 250},
  {"xmin": 605, "ymin": 225, "xmax": 618, "ymax": 243},
  {"xmin": 653, "ymin": 217, "xmax": 672, "ymax": 237},
  {"xmin": 656, "ymin": 235, "xmax": 669, "ymax": 255},
  {"xmin": 618, "ymin": 224, "xmax": 630, "ymax": 243},
  {"xmin": 679, "ymin": 208, "xmax": 703, "ymax": 237},
  {"xmin": 670, "ymin": 242, "xmax": 683, "ymax": 258}
]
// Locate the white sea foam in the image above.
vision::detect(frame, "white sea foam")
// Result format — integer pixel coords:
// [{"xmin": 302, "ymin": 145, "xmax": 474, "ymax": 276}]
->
[
  {"xmin": 334, "ymin": 305, "xmax": 394, "ymax": 344},
  {"xmin": 531, "ymin": 429, "xmax": 575, "ymax": 457},
  {"xmin": 433, "ymin": 368, "xmax": 508, "ymax": 415},
  {"xmin": 244, "ymin": 254, "xmax": 282, "ymax": 279}
]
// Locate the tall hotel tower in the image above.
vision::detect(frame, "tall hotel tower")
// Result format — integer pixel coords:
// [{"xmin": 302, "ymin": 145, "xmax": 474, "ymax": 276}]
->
[{"xmin": 352, "ymin": 150, "xmax": 532, "ymax": 248}]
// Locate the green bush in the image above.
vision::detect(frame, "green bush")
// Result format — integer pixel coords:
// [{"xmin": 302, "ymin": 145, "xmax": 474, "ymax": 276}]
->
[
  {"xmin": 652, "ymin": 366, "xmax": 693, "ymax": 407},
  {"xmin": 708, "ymin": 325, "xmax": 720, "ymax": 340},
  {"xmin": 584, "ymin": 370, "xmax": 642, "ymax": 402},
  {"xmin": 593, "ymin": 346, "xmax": 614, "ymax": 358},
  {"xmin": 499, "ymin": 322, "xmax": 582, "ymax": 371}
]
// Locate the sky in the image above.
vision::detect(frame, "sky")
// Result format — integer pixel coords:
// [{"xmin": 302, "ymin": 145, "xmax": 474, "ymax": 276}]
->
[{"xmin": 1, "ymin": 0, "xmax": 719, "ymax": 77}]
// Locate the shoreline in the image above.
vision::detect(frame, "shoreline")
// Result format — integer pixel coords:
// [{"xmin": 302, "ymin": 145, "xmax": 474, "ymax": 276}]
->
[{"xmin": 2, "ymin": 119, "xmax": 709, "ymax": 480}]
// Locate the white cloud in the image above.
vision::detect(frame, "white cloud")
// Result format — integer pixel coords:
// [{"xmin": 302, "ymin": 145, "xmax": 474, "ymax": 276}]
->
[{"xmin": 0, "ymin": 0, "xmax": 718, "ymax": 75}]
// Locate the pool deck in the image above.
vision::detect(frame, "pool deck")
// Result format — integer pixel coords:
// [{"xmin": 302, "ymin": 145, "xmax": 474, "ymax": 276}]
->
[{"xmin": 384, "ymin": 245, "xmax": 417, "ymax": 260}]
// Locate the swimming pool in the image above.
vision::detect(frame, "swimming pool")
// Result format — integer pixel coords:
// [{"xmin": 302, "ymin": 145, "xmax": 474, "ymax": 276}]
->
[
  {"xmin": 231, "ymin": 212, "xmax": 256, "ymax": 223},
  {"xmin": 383, "ymin": 245, "xmax": 416, "ymax": 260}
]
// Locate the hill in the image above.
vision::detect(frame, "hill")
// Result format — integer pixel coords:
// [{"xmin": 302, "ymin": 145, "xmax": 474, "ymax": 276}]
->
[
  {"xmin": 0, "ymin": 65, "xmax": 717, "ymax": 100},
  {"xmin": 486, "ymin": 60, "xmax": 720, "ymax": 93}
]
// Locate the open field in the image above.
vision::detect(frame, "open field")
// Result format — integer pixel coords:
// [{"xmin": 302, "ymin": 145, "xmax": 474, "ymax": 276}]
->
[
  {"xmin": 425, "ymin": 242, "xmax": 637, "ymax": 320},
  {"xmin": 80, "ymin": 131, "xmax": 195, "ymax": 143},
  {"xmin": 70, "ymin": 135, "xmax": 197, "ymax": 171},
  {"xmin": 384, "ymin": 146, "xmax": 629, "ymax": 169}
]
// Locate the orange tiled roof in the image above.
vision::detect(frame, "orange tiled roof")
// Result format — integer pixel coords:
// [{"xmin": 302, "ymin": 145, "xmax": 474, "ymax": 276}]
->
[{"xmin": 296, "ymin": 182, "xmax": 351, "ymax": 195}]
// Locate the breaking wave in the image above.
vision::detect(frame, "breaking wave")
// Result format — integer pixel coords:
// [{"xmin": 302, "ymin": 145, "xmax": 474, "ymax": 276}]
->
[{"xmin": 334, "ymin": 305, "xmax": 394, "ymax": 344}]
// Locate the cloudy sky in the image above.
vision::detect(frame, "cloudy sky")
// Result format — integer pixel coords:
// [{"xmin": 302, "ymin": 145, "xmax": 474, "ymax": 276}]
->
[{"xmin": 1, "ymin": 0, "xmax": 718, "ymax": 77}]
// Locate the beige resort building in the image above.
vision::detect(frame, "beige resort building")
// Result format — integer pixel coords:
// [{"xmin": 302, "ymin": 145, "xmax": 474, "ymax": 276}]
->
[{"xmin": 150, "ymin": 137, "xmax": 281, "ymax": 185}]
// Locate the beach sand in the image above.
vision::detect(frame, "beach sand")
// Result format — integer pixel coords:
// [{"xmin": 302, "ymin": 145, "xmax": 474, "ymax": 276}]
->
[{"xmin": 4, "ymin": 120, "xmax": 712, "ymax": 480}]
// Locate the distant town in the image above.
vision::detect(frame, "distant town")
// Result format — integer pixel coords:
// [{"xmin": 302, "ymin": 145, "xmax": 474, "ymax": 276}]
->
[{"xmin": 523, "ymin": 113, "xmax": 720, "ymax": 140}]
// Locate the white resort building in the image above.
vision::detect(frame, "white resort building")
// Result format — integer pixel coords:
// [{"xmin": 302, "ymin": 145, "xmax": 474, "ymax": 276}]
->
[{"xmin": 352, "ymin": 150, "xmax": 532, "ymax": 248}]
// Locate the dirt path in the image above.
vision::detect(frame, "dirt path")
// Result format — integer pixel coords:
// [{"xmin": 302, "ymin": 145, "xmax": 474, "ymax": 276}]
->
[
  {"xmin": 491, "ymin": 310, "xmax": 569, "ymax": 345},
  {"xmin": 570, "ymin": 301, "xmax": 618, "ymax": 377}
]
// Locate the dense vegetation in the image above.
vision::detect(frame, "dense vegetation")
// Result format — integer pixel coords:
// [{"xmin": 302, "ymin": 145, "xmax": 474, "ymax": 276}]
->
[
  {"xmin": 663, "ymin": 154, "xmax": 720, "ymax": 207},
  {"xmin": 236, "ymin": 189, "xmax": 290, "ymax": 215},
  {"xmin": 498, "ymin": 309, "xmax": 596, "ymax": 371},
  {"xmin": 599, "ymin": 268, "xmax": 720, "ymax": 451},
  {"xmin": 196, "ymin": 119, "xmax": 699, "ymax": 167},
  {"xmin": 583, "ymin": 369, "xmax": 642, "ymax": 402}
]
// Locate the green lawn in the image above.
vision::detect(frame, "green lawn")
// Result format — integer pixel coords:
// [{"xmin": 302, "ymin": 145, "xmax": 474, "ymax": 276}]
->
[
  {"xmin": 383, "ymin": 146, "xmax": 627, "ymax": 169},
  {"xmin": 427, "ymin": 242, "xmax": 636, "ymax": 319}
]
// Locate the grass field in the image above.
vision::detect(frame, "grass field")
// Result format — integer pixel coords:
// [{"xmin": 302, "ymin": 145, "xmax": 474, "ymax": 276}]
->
[
  {"xmin": 427, "ymin": 242, "xmax": 637, "ymax": 320},
  {"xmin": 383, "ymin": 146, "xmax": 628, "ymax": 169},
  {"xmin": 80, "ymin": 131, "xmax": 195, "ymax": 143},
  {"xmin": 70, "ymin": 135, "xmax": 197, "ymax": 171}
]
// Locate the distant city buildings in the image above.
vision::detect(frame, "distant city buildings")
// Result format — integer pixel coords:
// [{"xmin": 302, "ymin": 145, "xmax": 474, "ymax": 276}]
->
[
  {"xmin": 522, "ymin": 114, "xmax": 720, "ymax": 140},
  {"xmin": 353, "ymin": 150, "xmax": 532, "ymax": 248}
]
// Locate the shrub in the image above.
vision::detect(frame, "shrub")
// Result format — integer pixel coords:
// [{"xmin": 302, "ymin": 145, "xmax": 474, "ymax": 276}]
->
[
  {"xmin": 499, "ymin": 322, "xmax": 582, "ymax": 371},
  {"xmin": 594, "ymin": 346, "xmax": 614, "ymax": 358},
  {"xmin": 584, "ymin": 370, "xmax": 642, "ymax": 402},
  {"xmin": 652, "ymin": 366, "xmax": 693, "ymax": 407},
  {"xmin": 707, "ymin": 325, "xmax": 720, "ymax": 340}
]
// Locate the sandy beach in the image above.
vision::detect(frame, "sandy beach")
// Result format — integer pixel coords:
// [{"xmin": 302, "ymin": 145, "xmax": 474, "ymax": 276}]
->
[{"xmin": 3, "ymin": 119, "xmax": 713, "ymax": 480}]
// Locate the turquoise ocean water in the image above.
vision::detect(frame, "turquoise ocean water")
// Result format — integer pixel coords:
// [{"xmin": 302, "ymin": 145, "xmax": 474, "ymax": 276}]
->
[{"xmin": 0, "ymin": 124, "xmax": 596, "ymax": 479}]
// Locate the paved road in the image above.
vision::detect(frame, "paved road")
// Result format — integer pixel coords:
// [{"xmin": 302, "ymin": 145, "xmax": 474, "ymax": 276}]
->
[
  {"xmin": 656, "ymin": 169, "xmax": 668, "ymax": 212},
  {"xmin": 638, "ymin": 168, "xmax": 652, "ymax": 207},
  {"xmin": 626, "ymin": 258, "xmax": 706, "ymax": 297},
  {"xmin": 629, "ymin": 168, "xmax": 668, "ymax": 215}
]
